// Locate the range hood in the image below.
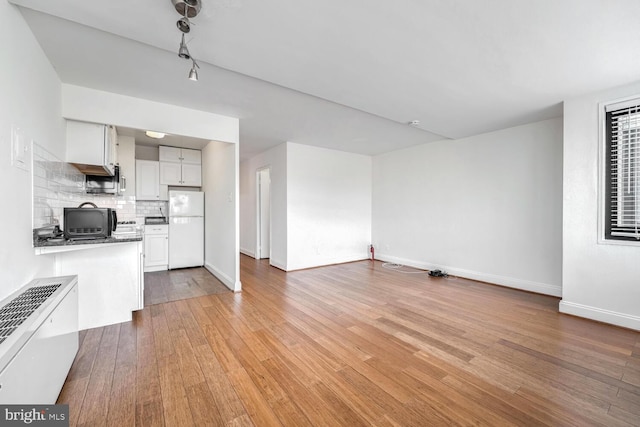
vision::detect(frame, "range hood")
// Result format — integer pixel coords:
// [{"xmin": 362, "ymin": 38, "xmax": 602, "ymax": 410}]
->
[{"xmin": 71, "ymin": 162, "xmax": 114, "ymax": 176}]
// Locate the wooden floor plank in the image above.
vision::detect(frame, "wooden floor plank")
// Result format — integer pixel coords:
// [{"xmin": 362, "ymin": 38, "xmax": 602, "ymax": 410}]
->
[
  {"xmin": 76, "ymin": 324, "xmax": 120, "ymax": 427},
  {"xmin": 57, "ymin": 256, "xmax": 640, "ymax": 427},
  {"xmin": 192, "ymin": 344, "xmax": 249, "ymax": 424}
]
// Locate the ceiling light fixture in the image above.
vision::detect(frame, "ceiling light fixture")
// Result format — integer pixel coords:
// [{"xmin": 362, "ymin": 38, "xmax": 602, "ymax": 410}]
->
[
  {"xmin": 189, "ymin": 58, "xmax": 200, "ymax": 81},
  {"xmin": 171, "ymin": 0, "xmax": 203, "ymax": 81},
  {"xmin": 145, "ymin": 131, "xmax": 166, "ymax": 139}
]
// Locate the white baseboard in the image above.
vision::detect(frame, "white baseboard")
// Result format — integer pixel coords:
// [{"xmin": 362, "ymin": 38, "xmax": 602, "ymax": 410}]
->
[
  {"xmin": 376, "ymin": 253, "xmax": 562, "ymax": 297},
  {"xmin": 286, "ymin": 254, "xmax": 369, "ymax": 272},
  {"xmin": 240, "ymin": 247, "xmax": 255, "ymax": 258},
  {"xmin": 559, "ymin": 301, "xmax": 640, "ymax": 331},
  {"xmin": 144, "ymin": 265, "xmax": 168, "ymax": 273},
  {"xmin": 269, "ymin": 259, "xmax": 287, "ymax": 271},
  {"xmin": 204, "ymin": 262, "xmax": 238, "ymax": 291}
]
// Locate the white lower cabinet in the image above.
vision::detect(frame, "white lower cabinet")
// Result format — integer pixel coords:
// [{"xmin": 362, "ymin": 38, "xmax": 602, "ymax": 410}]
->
[{"xmin": 145, "ymin": 224, "xmax": 169, "ymax": 272}]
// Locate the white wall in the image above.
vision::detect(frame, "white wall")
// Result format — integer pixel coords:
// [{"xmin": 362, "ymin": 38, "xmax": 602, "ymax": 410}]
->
[
  {"xmin": 561, "ymin": 81, "xmax": 640, "ymax": 330},
  {"xmin": 286, "ymin": 143, "xmax": 372, "ymax": 270},
  {"xmin": 239, "ymin": 143, "xmax": 287, "ymax": 269},
  {"xmin": 202, "ymin": 140, "xmax": 240, "ymax": 291},
  {"xmin": 373, "ymin": 118, "xmax": 563, "ymax": 296},
  {"xmin": 0, "ymin": 2, "xmax": 65, "ymax": 299}
]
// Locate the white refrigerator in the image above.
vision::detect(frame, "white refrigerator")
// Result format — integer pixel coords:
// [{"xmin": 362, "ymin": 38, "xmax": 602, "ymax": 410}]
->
[{"xmin": 168, "ymin": 190, "xmax": 204, "ymax": 269}]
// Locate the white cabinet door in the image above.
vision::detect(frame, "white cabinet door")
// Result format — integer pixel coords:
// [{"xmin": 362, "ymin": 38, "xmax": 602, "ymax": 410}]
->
[
  {"xmin": 159, "ymin": 161, "xmax": 182, "ymax": 185},
  {"xmin": 136, "ymin": 160, "xmax": 160, "ymax": 200},
  {"xmin": 181, "ymin": 148, "xmax": 202, "ymax": 164},
  {"xmin": 144, "ymin": 225, "xmax": 169, "ymax": 272},
  {"xmin": 181, "ymin": 164, "xmax": 202, "ymax": 186},
  {"xmin": 145, "ymin": 234, "xmax": 168, "ymax": 267},
  {"xmin": 159, "ymin": 146, "xmax": 182, "ymax": 162}
]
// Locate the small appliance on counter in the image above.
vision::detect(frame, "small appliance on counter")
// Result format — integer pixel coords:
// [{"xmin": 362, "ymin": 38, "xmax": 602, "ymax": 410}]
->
[
  {"xmin": 33, "ymin": 224, "xmax": 65, "ymax": 244},
  {"xmin": 63, "ymin": 202, "xmax": 116, "ymax": 240}
]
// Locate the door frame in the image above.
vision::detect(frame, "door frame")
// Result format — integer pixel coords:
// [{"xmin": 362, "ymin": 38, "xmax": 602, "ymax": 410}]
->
[{"xmin": 255, "ymin": 166, "xmax": 271, "ymax": 259}]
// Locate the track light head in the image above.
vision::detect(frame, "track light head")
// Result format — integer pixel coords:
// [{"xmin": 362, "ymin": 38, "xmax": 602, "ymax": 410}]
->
[
  {"xmin": 177, "ymin": 17, "xmax": 191, "ymax": 33},
  {"xmin": 172, "ymin": 0, "xmax": 201, "ymax": 18},
  {"xmin": 178, "ymin": 33, "xmax": 191, "ymax": 59},
  {"xmin": 188, "ymin": 58, "xmax": 200, "ymax": 81}
]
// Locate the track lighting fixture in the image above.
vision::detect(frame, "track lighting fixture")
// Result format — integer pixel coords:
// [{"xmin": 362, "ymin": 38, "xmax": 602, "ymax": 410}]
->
[{"xmin": 171, "ymin": 0, "xmax": 202, "ymax": 81}]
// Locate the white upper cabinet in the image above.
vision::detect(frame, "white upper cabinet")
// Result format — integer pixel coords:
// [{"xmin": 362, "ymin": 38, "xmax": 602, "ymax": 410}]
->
[
  {"xmin": 136, "ymin": 160, "xmax": 160, "ymax": 200},
  {"xmin": 66, "ymin": 120, "xmax": 117, "ymax": 176},
  {"xmin": 159, "ymin": 146, "xmax": 202, "ymax": 186},
  {"xmin": 136, "ymin": 159, "xmax": 168, "ymax": 201}
]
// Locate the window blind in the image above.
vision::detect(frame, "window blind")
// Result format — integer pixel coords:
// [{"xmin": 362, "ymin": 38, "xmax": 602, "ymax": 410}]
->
[{"xmin": 606, "ymin": 103, "xmax": 640, "ymax": 240}]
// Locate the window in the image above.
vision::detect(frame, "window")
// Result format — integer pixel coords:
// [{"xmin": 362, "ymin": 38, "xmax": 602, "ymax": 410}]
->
[{"xmin": 604, "ymin": 100, "xmax": 640, "ymax": 241}]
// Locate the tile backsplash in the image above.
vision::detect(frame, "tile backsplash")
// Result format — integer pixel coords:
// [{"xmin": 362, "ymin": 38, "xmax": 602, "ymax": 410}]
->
[
  {"xmin": 136, "ymin": 200, "xmax": 168, "ymax": 221},
  {"xmin": 32, "ymin": 142, "xmax": 137, "ymax": 229}
]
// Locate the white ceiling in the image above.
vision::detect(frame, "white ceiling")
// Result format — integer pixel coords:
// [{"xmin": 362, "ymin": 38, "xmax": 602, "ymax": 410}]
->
[{"xmin": 10, "ymin": 0, "xmax": 640, "ymax": 160}]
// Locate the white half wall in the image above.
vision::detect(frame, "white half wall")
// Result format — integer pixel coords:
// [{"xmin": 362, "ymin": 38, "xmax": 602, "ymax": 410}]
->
[
  {"xmin": 202, "ymin": 140, "xmax": 240, "ymax": 291},
  {"xmin": 0, "ymin": 2, "xmax": 65, "ymax": 300},
  {"xmin": 372, "ymin": 118, "xmax": 563, "ymax": 296},
  {"xmin": 239, "ymin": 143, "xmax": 287, "ymax": 269},
  {"xmin": 562, "ymin": 81, "xmax": 640, "ymax": 330},
  {"xmin": 286, "ymin": 143, "xmax": 372, "ymax": 270},
  {"xmin": 61, "ymin": 84, "xmax": 239, "ymax": 144}
]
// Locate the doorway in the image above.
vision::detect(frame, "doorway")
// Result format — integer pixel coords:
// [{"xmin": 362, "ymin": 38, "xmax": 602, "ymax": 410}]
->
[{"xmin": 256, "ymin": 167, "xmax": 271, "ymax": 259}]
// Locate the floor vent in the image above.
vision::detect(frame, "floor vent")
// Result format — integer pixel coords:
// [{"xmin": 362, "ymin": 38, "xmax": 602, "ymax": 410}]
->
[{"xmin": 0, "ymin": 284, "xmax": 61, "ymax": 345}]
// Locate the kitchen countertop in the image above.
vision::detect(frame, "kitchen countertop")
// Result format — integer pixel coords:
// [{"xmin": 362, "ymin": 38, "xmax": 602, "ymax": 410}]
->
[
  {"xmin": 33, "ymin": 233, "xmax": 142, "ymax": 248},
  {"xmin": 33, "ymin": 228, "xmax": 142, "ymax": 254}
]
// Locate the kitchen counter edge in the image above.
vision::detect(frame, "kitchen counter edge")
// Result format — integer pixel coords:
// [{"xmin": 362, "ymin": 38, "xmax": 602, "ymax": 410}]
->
[{"xmin": 34, "ymin": 234, "xmax": 142, "ymax": 255}]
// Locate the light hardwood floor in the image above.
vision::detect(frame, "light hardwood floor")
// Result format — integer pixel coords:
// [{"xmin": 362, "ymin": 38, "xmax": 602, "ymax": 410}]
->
[{"xmin": 58, "ymin": 255, "xmax": 640, "ymax": 426}]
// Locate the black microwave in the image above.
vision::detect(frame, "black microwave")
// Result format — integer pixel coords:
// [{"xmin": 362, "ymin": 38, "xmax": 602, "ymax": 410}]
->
[
  {"xmin": 85, "ymin": 165, "xmax": 123, "ymax": 195},
  {"xmin": 64, "ymin": 202, "xmax": 117, "ymax": 240}
]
